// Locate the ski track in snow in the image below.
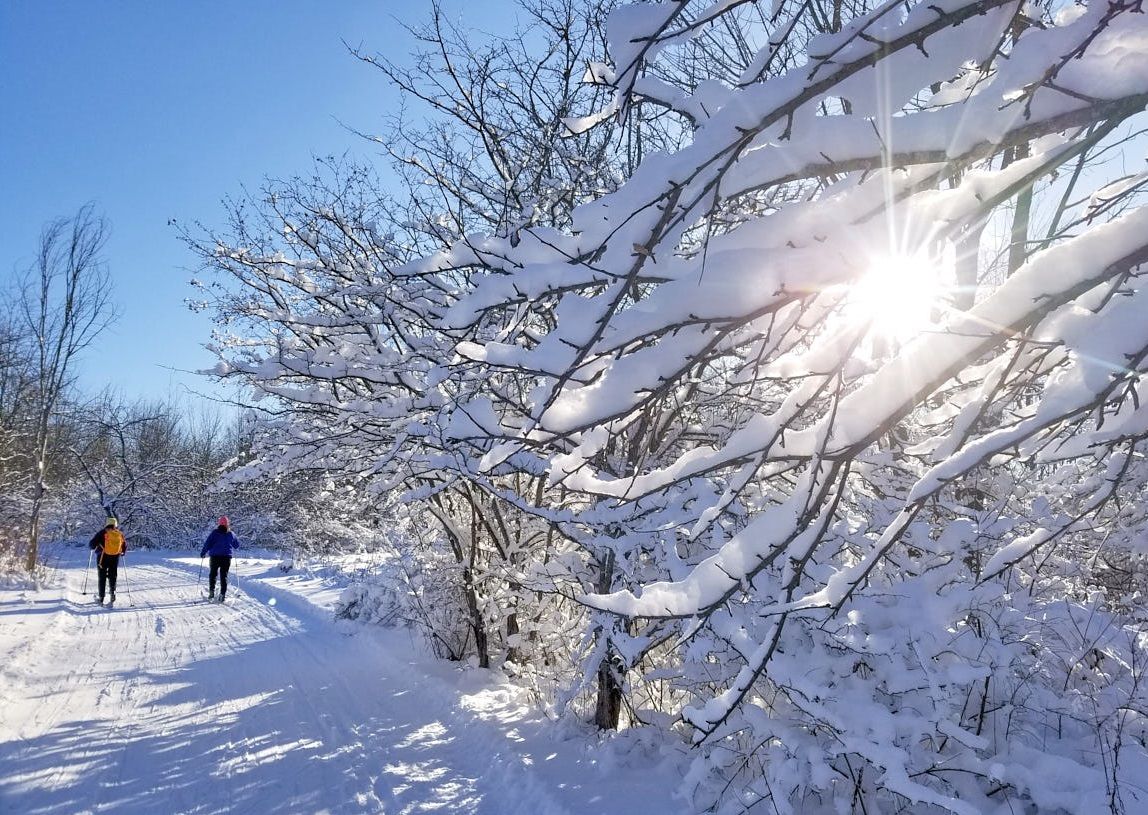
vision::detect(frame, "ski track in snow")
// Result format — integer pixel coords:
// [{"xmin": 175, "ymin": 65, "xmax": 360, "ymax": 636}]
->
[{"xmin": 0, "ymin": 551, "xmax": 646, "ymax": 815}]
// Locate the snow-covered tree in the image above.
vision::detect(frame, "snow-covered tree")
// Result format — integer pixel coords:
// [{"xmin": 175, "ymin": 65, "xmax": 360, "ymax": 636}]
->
[
  {"xmin": 188, "ymin": 0, "xmax": 1148, "ymax": 809},
  {"xmin": 186, "ymin": 0, "xmax": 636, "ymax": 676},
  {"xmin": 0, "ymin": 315, "xmax": 36, "ymax": 569},
  {"xmin": 351, "ymin": 0, "xmax": 629, "ymax": 240},
  {"xmin": 414, "ymin": 0, "xmax": 1148, "ymax": 810},
  {"xmin": 66, "ymin": 395, "xmax": 236, "ymax": 547}
]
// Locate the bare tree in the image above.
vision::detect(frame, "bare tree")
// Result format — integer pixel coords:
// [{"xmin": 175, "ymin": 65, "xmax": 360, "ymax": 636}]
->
[
  {"xmin": 0, "ymin": 315, "xmax": 36, "ymax": 565},
  {"xmin": 67, "ymin": 394, "xmax": 236, "ymax": 548},
  {"xmin": 19, "ymin": 204, "xmax": 115, "ymax": 572}
]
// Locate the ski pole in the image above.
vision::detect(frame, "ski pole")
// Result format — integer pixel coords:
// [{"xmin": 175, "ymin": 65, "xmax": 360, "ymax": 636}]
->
[
  {"xmin": 82, "ymin": 549, "xmax": 93, "ymax": 595},
  {"xmin": 121, "ymin": 554, "xmax": 134, "ymax": 607}
]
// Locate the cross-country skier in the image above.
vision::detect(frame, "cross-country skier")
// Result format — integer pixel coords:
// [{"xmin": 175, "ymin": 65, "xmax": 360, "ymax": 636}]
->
[
  {"xmin": 89, "ymin": 517, "xmax": 126, "ymax": 605},
  {"xmin": 200, "ymin": 516, "xmax": 239, "ymax": 602}
]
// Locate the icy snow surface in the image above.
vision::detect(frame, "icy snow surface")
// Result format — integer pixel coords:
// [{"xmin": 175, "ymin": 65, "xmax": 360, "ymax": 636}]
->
[{"xmin": 0, "ymin": 548, "xmax": 681, "ymax": 815}]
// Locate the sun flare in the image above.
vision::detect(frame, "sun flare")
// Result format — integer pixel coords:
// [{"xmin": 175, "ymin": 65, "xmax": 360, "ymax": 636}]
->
[{"xmin": 850, "ymin": 252, "xmax": 945, "ymax": 343}]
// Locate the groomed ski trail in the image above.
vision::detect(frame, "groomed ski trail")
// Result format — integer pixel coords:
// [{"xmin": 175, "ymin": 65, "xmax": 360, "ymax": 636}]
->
[{"xmin": 0, "ymin": 551, "xmax": 593, "ymax": 815}]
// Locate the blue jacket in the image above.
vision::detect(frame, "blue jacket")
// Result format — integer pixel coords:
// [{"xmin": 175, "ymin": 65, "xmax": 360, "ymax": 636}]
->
[{"xmin": 201, "ymin": 527, "xmax": 239, "ymax": 558}]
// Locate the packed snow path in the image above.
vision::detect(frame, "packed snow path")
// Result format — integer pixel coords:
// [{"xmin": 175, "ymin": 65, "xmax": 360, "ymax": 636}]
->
[{"xmin": 0, "ymin": 551, "xmax": 676, "ymax": 815}]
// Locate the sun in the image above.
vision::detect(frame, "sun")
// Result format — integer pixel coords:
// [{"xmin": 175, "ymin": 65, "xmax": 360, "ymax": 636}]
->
[{"xmin": 849, "ymin": 251, "xmax": 946, "ymax": 344}]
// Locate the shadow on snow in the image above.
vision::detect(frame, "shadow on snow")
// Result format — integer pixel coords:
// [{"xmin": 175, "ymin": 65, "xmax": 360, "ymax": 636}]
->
[{"xmin": 0, "ymin": 572, "xmax": 492, "ymax": 815}]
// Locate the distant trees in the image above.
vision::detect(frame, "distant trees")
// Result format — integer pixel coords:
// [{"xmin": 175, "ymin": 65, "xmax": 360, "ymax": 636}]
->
[
  {"xmin": 66, "ymin": 395, "xmax": 238, "ymax": 547},
  {"xmin": 1, "ymin": 206, "xmax": 263, "ymax": 570},
  {"xmin": 0, "ymin": 202, "xmax": 365, "ymax": 573}
]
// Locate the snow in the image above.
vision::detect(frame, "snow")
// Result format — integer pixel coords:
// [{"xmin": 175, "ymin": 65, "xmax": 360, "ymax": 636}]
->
[{"xmin": 0, "ymin": 547, "xmax": 685, "ymax": 815}]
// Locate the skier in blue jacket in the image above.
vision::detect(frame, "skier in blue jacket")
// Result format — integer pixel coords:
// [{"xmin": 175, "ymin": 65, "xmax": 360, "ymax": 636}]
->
[{"xmin": 200, "ymin": 516, "xmax": 239, "ymax": 602}]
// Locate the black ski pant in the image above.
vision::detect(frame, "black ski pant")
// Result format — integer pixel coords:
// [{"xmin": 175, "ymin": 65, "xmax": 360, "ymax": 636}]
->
[
  {"xmin": 208, "ymin": 555, "xmax": 232, "ymax": 597},
  {"xmin": 97, "ymin": 553, "xmax": 120, "ymax": 599}
]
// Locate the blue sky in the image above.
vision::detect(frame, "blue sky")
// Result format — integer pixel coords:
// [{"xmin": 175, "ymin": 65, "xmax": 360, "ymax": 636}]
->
[{"xmin": 0, "ymin": 1, "xmax": 504, "ymax": 407}]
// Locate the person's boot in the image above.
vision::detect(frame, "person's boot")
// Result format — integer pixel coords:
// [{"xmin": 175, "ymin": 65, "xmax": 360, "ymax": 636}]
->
[
  {"xmin": 95, "ymin": 595, "xmax": 104, "ymax": 604},
  {"xmin": 109, "ymin": 592, "xmax": 115, "ymax": 606},
  {"xmin": 219, "ymin": 593, "xmax": 226, "ymax": 603}
]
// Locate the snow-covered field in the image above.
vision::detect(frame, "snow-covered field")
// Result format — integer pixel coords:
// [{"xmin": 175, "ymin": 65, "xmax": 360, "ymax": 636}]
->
[{"xmin": 0, "ymin": 548, "xmax": 683, "ymax": 815}]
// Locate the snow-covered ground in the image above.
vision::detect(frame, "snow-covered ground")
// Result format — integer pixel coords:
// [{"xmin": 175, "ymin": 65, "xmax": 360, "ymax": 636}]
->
[{"xmin": 0, "ymin": 548, "xmax": 684, "ymax": 815}]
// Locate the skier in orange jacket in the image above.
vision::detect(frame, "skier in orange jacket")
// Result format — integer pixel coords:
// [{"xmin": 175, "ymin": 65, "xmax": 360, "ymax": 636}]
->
[{"xmin": 89, "ymin": 517, "xmax": 126, "ymax": 605}]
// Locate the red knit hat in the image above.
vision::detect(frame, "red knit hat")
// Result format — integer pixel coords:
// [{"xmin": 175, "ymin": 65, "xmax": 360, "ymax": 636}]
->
[{"xmin": 218, "ymin": 516, "xmax": 230, "ymax": 527}]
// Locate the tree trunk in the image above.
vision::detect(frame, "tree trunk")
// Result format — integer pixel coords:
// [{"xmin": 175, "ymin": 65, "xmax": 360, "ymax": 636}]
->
[
  {"xmin": 462, "ymin": 565, "xmax": 490, "ymax": 668},
  {"xmin": 593, "ymin": 549, "xmax": 623, "ymax": 730},
  {"xmin": 505, "ymin": 605, "xmax": 520, "ymax": 664},
  {"xmin": 594, "ymin": 652, "xmax": 623, "ymax": 730},
  {"xmin": 1004, "ymin": 15, "xmax": 1033, "ymax": 279},
  {"xmin": 25, "ymin": 471, "xmax": 45, "ymax": 572},
  {"xmin": 428, "ymin": 493, "xmax": 491, "ymax": 667},
  {"xmin": 466, "ymin": 504, "xmax": 490, "ymax": 668},
  {"xmin": 25, "ymin": 436, "xmax": 50, "ymax": 572},
  {"xmin": 954, "ymin": 219, "xmax": 987, "ymax": 311},
  {"xmin": 1007, "ymin": 143, "xmax": 1033, "ymax": 277}
]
